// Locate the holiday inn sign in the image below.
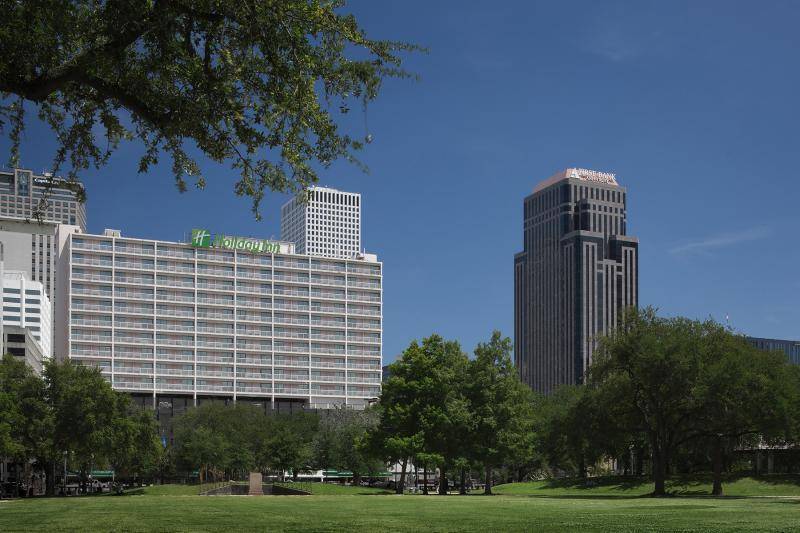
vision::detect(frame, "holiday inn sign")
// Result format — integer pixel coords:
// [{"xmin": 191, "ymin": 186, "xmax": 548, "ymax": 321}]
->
[{"xmin": 189, "ymin": 229, "xmax": 283, "ymax": 254}]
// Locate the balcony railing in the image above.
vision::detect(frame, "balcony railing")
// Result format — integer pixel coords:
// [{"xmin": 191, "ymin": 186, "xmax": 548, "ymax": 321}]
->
[
  {"xmin": 72, "ymin": 242, "xmax": 112, "ymax": 252},
  {"xmin": 157, "ymin": 368, "xmax": 194, "ymax": 376},
  {"xmin": 197, "ymin": 283, "xmax": 234, "ymax": 291},
  {"xmin": 155, "ymin": 383, "xmax": 194, "ymax": 391},
  {"xmin": 346, "ymin": 362, "xmax": 381, "ymax": 370},
  {"xmin": 197, "ymin": 340, "xmax": 234, "ymax": 349},
  {"xmin": 72, "ymin": 303, "xmax": 113, "ymax": 312},
  {"xmin": 158, "ymin": 293, "xmax": 194, "ymax": 303},
  {"xmin": 236, "ymin": 373, "xmax": 272, "ymax": 380},
  {"xmin": 72, "ymin": 319, "xmax": 112, "ymax": 327},
  {"xmin": 237, "ymin": 358, "xmax": 271, "ymax": 366},
  {"xmin": 347, "ymin": 294, "xmax": 381, "ymax": 303},
  {"xmin": 73, "ymin": 288, "xmax": 113, "ymax": 297},
  {"xmin": 196, "ymin": 370, "xmax": 234, "ymax": 378},
  {"xmin": 348, "ymin": 280, "xmax": 381, "ymax": 289},
  {"xmin": 156, "ymin": 338, "xmax": 193, "ymax": 347},
  {"xmin": 117, "ymin": 321, "xmax": 154, "ymax": 329},
  {"xmin": 73, "ymin": 258, "xmax": 113, "ymax": 267},
  {"xmin": 197, "ymin": 355, "xmax": 234, "ymax": 364},
  {"xmin": 157, "ymin": 264, "xmax": 195, "ymax": 274},
  {"xmin": 73, "ymin": 273, "xmax": 112, "ymax": 283},
  {"xmin": 236, "ymin": 386, "xmax": 272, "ymax": 393},
  {"xmin": 196, "ymin": 385, "xmax": 234, "ymax": 392},
  {"xmin": 311, "ymin": 360, "xmax": 346, "ymax": 369},
  {"xmin": 158, "ymin": 279, "xmax": 194, "ymax": 288},
  {"xmin": 198, "ymin": 297, "xmax": 234, "ymax": 306},
  {"xmin": 115, "ymin": 367, "xmax": 154, "ymax": 375},
  {"xmin": 348, "ymin": 348, "xmax": 381, "ymax": 356},
  {"xmin": 196, "ymin": 326, "xmax": 234, "ymax": 334},
  {"xmin": 347, "ymin": 307, "xmax": 381, "ymax": 317},
  {"xmin": 115, "ymin": 261, "xmax": 154, "ymax": 270},
  {"xmin": 72, "ymin": 334, "xmax": 112, "ymax": 342}
]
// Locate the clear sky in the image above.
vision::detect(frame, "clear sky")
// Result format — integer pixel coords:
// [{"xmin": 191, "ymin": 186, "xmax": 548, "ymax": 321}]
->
[{"xmin": 4, "ymin": 1, "xmax": 799, "ymax": 362}]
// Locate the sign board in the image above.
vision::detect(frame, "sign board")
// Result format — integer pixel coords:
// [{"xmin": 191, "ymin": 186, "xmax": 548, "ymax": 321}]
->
[{"xmin": 190, "ymin": 229, "xmax": 282, "ymax": 254}]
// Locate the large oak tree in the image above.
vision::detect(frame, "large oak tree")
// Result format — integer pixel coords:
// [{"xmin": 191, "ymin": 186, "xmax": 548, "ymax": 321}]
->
[{"xmin": 0, "ymin": 0, "xmax": 418, "ymax": 217}]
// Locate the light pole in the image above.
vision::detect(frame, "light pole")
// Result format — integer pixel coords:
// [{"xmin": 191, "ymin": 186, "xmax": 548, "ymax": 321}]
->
[{"xmin": 63, "ymin": 450, "xmax": 68, "ymax": 496}]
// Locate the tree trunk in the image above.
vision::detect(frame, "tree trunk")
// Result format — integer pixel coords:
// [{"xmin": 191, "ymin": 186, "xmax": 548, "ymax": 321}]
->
[
  {"xmin": 397, "ymin": 457, "xmax": 408, "ymax": 495},
  {"xmin": 459, "ymin": 467, "xmax": 466, "ymax": 495},
  {"xmin": 353, "ymin": 472, "xmax": 361, "ymax": 486},
  {"xmin": 652, "ymin": 445, "xmax": 666, "ymax": 497},
  {"xmin": 579, "ymin": 455, "xmax": 587, "ymax": 479},
  {"xmin": 45, "ymin": 460, "xmax": 55, "ymax": 496},
  {"xmin": 712, "ymin": 436, "xmax": 724, "ymax": 496},
  {"xmin": 484, "ymin": 465, "xmax": 493, "ymax": 495},
  {"xmin": 438, "ymin": 467, "xmax": 448, "ymax": 495},
  {"xmin": 423, "ymin": 465, "xmax": 428, "ymax": 495}
]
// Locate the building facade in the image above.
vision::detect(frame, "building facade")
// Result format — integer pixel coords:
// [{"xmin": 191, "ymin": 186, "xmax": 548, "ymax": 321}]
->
[
  {"xmin": 514, "ymin": 168, "xmax": 638, "ymax": 394},
  {"xmin": 281, "ymin": 186, "xmax": 362, "ymax": 259},
  {"xmin": 1, "ymin": 271, "xmax": 52, "ymax": 358},
  {"xmin": 58, "ymin": 229, "xmax": 382, "ymax": 410},
  {"xmin": 747, "ymin": 336, "xmax": 800, "ymax": 366},
  {"xmin": 3, "ymin": 326, "xmax": 45, "ymax": 374},
  {"xmin": 0, "ymin": 169, "xmax": 86, "ymax": 230}
]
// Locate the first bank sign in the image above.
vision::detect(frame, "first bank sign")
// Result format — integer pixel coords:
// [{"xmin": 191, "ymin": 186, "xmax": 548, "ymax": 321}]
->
[{"xmin": 190, "ymin": 229, "xmax": 282, "ymax": 254}]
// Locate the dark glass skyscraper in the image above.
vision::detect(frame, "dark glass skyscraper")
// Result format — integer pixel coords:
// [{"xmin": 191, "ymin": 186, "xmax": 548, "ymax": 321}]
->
[{"xmin": 514, "ymin": 168, "xmax": 638, "ymax": 394}]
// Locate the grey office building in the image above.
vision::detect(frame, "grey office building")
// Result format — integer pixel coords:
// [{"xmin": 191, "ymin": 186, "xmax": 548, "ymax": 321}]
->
[
  {"xmin": 747, "ymin": 337, "xmax": 800, "ymax": 366},
  {"xmin": 514, "ymin": 168, "xmax": 638, "ymax": 394}
]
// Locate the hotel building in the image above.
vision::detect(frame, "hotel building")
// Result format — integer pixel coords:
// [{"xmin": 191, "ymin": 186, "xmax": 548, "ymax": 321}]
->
[
  {"xmin": 281, "ymin": 186, "xmax": 361, "ymax": 259},
  {"xmin": 59, "ymin": 229, "xmax": 382, "ymax": 410},
  {"xmin": 514, "ymin": 168, "xmax": 638, "ymax": 394}
]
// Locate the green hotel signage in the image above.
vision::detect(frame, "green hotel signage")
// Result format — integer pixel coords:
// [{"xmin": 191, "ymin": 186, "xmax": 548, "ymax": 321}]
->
[{"xmin": 190, "ymin": 229, "xmax": 281, "ymax": 254}]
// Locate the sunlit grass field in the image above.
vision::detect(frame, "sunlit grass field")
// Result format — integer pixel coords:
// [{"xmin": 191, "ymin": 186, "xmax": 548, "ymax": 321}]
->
[{"xmin": 1, "ymin": 477, "xmax": 798, "ymax": 532}]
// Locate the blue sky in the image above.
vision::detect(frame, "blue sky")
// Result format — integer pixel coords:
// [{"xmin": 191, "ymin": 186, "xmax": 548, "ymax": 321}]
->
[{"xmin": 4, "ymin": 1, "xmax": 799, "ymax": 361}]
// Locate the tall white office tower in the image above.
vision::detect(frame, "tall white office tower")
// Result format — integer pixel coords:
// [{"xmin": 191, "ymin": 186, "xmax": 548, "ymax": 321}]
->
[{"xmin": 280, "ymin": 187, "xmax": 361, "ymax": 259}]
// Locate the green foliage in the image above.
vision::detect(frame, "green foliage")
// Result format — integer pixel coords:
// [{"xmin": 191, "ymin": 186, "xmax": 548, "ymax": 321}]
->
[
  {"xmin": 0, "ymin": 0, "xmax": 419, "ymax": 218},
  {"xmin": 372, "ymin": 332, "xmax": 539, "ymax": 493},
  {"xmin": 588, "ymin": 307, "xmax": 800, "ymax": 496},
  {"xmin": 173, "ymin": 403, "xmax": 319, "ymax": 480},
  {"xmin": 0, "ymin": 356, "xmax": 161, "ymax": 493},
  {"xmin": 0, "ymin": 354, "xmax": 49, "ymax": 461},
  {"xmin": 465, "ymin": 331, "xmax": 536, "ymax": 492},
  {"xmin": 313, "ymin": 406, "xmax": 381, "ymax": 482}
]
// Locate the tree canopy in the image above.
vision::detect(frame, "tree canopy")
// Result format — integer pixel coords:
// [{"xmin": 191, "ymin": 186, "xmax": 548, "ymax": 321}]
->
[
  {"xmin": 0, "ymin": 0, "xmax": 418, "ymax": 217},
  {"xmin": 588, "ymin": 307, "xmax": 800, "ymax": 496}
]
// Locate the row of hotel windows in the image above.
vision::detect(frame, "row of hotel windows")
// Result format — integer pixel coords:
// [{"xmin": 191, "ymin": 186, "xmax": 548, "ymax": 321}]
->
[
  {"xmin": 71, "ymin": 241, "xmax": 379, "ymax": 272},
  {"xmin": 71, "ymin": 269, "xmax": 379, "ymax": 287}
]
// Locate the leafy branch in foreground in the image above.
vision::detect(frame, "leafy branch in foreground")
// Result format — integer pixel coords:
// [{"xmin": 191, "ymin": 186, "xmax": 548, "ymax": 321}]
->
[{"xmin": 0, "ymin": 0, "xmax": 420, "ymax": 217}]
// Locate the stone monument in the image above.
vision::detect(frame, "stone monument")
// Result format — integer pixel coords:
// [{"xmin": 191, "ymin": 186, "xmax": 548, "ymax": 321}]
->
[{"xmin": 248, "ymin": 472, "xmax": 263, "ymax": 495}]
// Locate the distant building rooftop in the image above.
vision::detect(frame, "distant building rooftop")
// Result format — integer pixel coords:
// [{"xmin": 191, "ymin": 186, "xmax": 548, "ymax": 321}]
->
[{"xmin": 534, "ymin": 167, "xmax": 619, "ymax": 193}]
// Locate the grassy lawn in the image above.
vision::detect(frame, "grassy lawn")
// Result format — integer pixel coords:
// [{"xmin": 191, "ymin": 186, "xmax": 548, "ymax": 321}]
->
[
  {"xmin": 0, "ymin": 478, "xmax": 798, "ymax": 532},
  {"xmin": 494, "ymin": 474, "xmax": 800, "ymax": 498}
]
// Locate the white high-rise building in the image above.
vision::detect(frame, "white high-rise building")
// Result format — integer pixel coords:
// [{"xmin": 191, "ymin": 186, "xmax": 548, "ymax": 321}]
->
[
  {"xmin": 1, "ymin": 271, "xmax": 52, "ymax": 358},
  {"xmin": 280, "ymin": 187, "xmax": 361, "ymax": 259}
]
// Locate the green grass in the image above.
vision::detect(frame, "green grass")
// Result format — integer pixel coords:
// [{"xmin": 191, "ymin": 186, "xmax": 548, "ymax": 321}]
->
[
  {"xmin": 1, "ymin": 478, "xmax": 798, "ymax": 532},
  {"xmin": 494, "ymin": 474, "xmax": 800, "ymax": 498},
  {"xmin": 303, "ymin": 482, "xmax": 392, "ymax": 495}
]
